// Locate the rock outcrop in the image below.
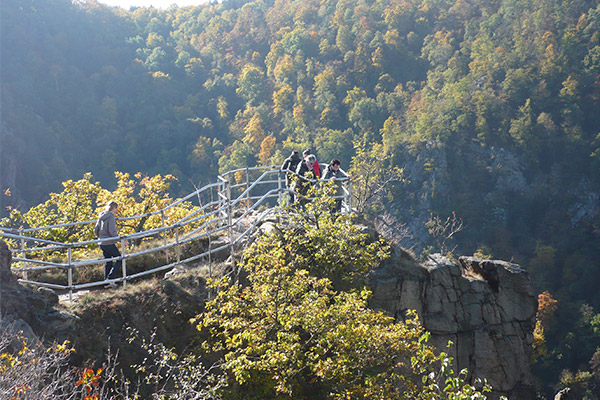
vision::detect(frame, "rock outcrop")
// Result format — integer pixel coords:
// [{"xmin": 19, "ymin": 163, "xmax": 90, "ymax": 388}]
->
[
  {"xmin": 371, "ymin": 251, "xmax": 537, "ymax": 399},
  {"xmin": 0, "ymin": 240, "xmax": 62, "ymax": 344}
]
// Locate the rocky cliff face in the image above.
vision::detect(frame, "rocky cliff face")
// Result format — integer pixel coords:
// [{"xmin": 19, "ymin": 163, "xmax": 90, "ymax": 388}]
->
[
  {"xmin": 370, "ymin": 250, "xmax": 537, "ymax": 400},
  {"xmin": 0, "ymin": 240, "xmax": 64, "ymax": 344}
]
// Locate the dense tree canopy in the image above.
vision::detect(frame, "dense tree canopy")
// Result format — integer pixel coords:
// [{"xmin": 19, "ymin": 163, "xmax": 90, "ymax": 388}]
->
[{"xmin": 2, "ymin": 0, "xmax": 600, "ymax": 396}]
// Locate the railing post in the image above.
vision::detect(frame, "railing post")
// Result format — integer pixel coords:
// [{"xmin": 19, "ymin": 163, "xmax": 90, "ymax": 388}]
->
[
  {"xmin": 67, "ymin": 245, "xmax": 73, "ymax": 303},
  {"xmin": 245, "ymin": 167, "xmax": 250, "ymax": 209},
  {"xmin": 207, "ymin": 206, "xmax": 213, "ymax": 276},
  {"xmin": 196, "ymin": 184, "xmax": 212, "ymax": 276},
  {"xmin": 121, "ymin": 238, "xmax": 127, "ymax": 289},
  {"xmin": 277, "ymin": 167, "xmax": 283, "ymax": 206},
  {"xmin": 19, "ymin": 228, "xmax": 27, "ymax": 280},
  {"xmin": 175, "ymin": 227, "xmax": 181, "ymax": 265},
  {"xmin": 346, "ymin": 179, "xmax": 353, "ymax": 214},
  {"xmin": 226, "ymin": 179, "xmax": 234, "ymax": 259},
  {"xmin": 161, "ymin": 210, "xmax": 169, "ymax": 264},
  {"xmin": 218, "ymin": 178, "xmax": 228, "ymax": 223}
]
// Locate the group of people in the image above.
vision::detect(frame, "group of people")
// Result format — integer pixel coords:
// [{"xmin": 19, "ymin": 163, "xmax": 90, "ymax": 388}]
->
[
  {"xmin": 281, "ymin": 148, "xmax": 349, "ymax": 211},
  {"xmin": 94, "ymin": 152, "xmax": 349, "ymax": 287}
]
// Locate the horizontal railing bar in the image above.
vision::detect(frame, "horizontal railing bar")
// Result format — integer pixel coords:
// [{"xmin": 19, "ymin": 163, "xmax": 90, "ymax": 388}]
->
[
  {"xmin": 161, "ymin": 182, "xmax": 222, "ymax": 212},
  {"xmin": 117, "ymin": 262, "xmax": 181, "ymax": 280},
  {"xmin": 180, "ymin": 225, "xmax": 229, "ymax": 245},
  {"xmin": 232, "ymin": 189, "xmax": 279, "ymax": 225},
  {"xmin": 71, "ymin": 278, "xmax": 125, "ymax": 290},
  {"xmin": 11, "ymin": 258, "xmax": 68, "ymax": 268},
  {"xmin": 175, "ymin": 207, "xmax": 223, "ymax": 229},
  {"xmin": 0, "ymin": 232, "xmax": 66, "ymax": 246},
  {"xmin": 180, "ymin": 217, "xmax": 228, "ymax": 242},
  {"xmin": 219, "ymin": 165, "xmax": 276, "ymax": 178},
  {"xmin": 178, "ymin": 243, "xmax": 232, "ymax": 265},
  {"xmin": 0, "ymin": 183, "xmax": 226, "ymax": 235},
  {"xmin": 173, "ymin": 199, "xmax": 222, "ymax": 225},
  {"xmin": 234, "ymin": 208, "xmax": 276, "ymax": 245},
  {"xmin": 230, "ymin": 179, "xmax": 281, "ymax": 190},
  {"xmin": 17, "ymin": 280, "xmax": 67, "ymax": 290},
  {"xmin": 10, "ymin": 245, "xmax": 67, "ymax": 253},
  {"xmin": 247, "ymin": 194, "xmax": 279, "ymax": 201},
  {"xmin": 0, "ymin": 170, "xmax": 311, "ymax": 239},
  {"xmin": 73, "ymin": 242, "xmax": 232, "ymax": 288},
  {"xmin": 69, "ymin": 254, "xmax": 120, "ymax": 268},
  {"xmin": 229, "ymin": 170, "xmax": 280, "ymax": 209}
]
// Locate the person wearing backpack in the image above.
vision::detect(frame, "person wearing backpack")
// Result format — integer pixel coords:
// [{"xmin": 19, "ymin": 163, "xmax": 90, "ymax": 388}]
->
[
  {"xmin": 293, "ymin": 154, "xmax": 317, "ymax": 206},
  {"xmin": 281, "ymin": 150, "xmax": 302, "ymax": 204},
  {"xmin": 94, "ymin": 201, "xmax": 121, "ymax": 288}
]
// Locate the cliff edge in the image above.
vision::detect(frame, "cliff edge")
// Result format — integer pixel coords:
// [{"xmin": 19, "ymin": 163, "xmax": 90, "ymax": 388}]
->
[{"xmin": 371, "ymin": 250, "xmax": 537, "ymax": 399}]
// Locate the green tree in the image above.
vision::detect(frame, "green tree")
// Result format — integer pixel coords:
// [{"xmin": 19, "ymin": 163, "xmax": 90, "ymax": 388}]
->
[
  {"xmin": 4, "ymin": 173, "xmax": 106, "ymax": 243},
  {"xmin": 237, "ymin": 64, "xmax": 267, "ymax": 105},
  {"xmin": 196, "ymin": 195, "xmax": 494, "ymax": 399},
  {"xmin": 349, "ymin": 141, "xmax": 403, "ymax": 214},
  {"xmin": 3, "ymin": 172, "xmax": 196, "ymax": 246}
]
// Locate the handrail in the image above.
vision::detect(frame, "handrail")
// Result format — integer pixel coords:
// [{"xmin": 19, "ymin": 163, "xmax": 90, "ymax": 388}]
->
[{"xmin": 0, "ymin": 166, "xmax": 352, "ymax": 299}]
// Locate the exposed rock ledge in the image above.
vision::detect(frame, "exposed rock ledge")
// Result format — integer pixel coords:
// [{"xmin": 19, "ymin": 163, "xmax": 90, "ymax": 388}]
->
[{"xmin": 370, "ymin": 251, "xmax": 537, "ymax": 400}]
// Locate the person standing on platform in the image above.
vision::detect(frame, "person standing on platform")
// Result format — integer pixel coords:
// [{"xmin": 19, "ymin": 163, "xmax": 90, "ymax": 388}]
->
[
  {"xmin": 302, "ymin": 148, "xmax": 321, "ymax": 178},
  {"xmin": 322, "ymin": 159, "xmax": 349, "ymax": 212},
  {"xmin": 94, "ymin": 201, "xmax": 121, "ymax": 288}
]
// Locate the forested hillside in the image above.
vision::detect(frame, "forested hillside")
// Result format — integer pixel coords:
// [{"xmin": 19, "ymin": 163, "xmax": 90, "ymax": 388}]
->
[{"xmin": 2, "ymin": 0, "xmax": 600, "ymax": 396}]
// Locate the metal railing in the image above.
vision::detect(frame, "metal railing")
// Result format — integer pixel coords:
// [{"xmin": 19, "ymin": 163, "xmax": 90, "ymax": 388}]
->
[{"xmin": 0, "ymin": 166, "xmax": 351, "ymax": 300}]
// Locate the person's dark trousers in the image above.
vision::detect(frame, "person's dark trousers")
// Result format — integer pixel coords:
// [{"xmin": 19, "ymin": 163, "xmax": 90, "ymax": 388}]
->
[
  {"xmin": 100, "ymin": 244, "xmax": 121, "ymax": 280},
  {"xmin": 335, "ymin": 199, "xmax": 343, "ymax": 213}
]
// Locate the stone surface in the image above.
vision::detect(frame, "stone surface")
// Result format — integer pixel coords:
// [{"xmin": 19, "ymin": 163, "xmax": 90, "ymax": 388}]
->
[
  {"xmin": 1, "ymin": 241, "xmax": 83, "ymax": 346},
  {"xmin": 1, "ymin": 241, "xmax": 48, "ymax": 343},
  {"xmin": 371, "ymin": 252, "xmax": 537, "ymax": 400}
]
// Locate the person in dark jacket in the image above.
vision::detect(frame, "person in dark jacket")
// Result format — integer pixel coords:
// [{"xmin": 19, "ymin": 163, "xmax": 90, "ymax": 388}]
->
[
  {"xmin": 293, "ymin": 154, "xmax": 317, "ymax": 205},
  {"xmin": 321, "ymin": 159, "xmax": 349, "ymax": 212},
  {"xmin": 94, "ymin": 201, "xmax": 121, "ymax": 287},
  {"xmin": 281, "ymin": 150, "xmax": 302, "ymax": 204}
]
